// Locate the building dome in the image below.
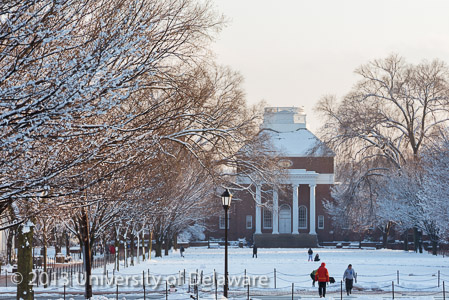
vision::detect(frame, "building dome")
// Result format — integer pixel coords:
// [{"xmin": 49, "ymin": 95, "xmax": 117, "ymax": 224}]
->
[
  {"xmin": 261, "ymin": 106, "xmax": 333, "ymax": 157},
  {"xmin": 262, "ymin": 107, "xmax": 307, "ymax": 132}
]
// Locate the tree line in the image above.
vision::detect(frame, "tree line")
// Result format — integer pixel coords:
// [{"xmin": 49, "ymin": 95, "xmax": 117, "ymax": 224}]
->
[
  {"xmin": 0, "ymin": 0, "xmax": 282, "ymax": 298},
  {"xmin": 316, "ymin": 54, "xmax": 449, "ymax": 254}
]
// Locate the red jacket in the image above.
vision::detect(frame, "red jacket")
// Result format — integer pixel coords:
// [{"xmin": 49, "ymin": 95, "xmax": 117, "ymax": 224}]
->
[{"xmin": 315, "ymin": 263, "xmax": 330, "ymax": 282}]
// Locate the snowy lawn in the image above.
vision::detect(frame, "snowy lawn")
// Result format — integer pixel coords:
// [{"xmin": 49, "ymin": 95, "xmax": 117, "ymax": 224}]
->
[
  {"xmin": 2, "ymin": 246, "xmax": 449, "ymax": 299},
  {"xmin": 113, "ymin": 246, "xmax": 449, "ymax": 286},
  {"xmin": 104, "ymin": 246, "xmax": 449, "ymax": 299}
]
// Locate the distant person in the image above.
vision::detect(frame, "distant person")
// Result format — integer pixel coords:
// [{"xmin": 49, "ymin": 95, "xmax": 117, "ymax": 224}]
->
[
  {"xmin": 314, "ymin": 253, "xmax": 320, "ymax": 261},
  {"xmin": 180, "ymin": 246, "xmax": 185, "ymax": 258},
  {"xmin": 315, "ymin": 262, "xmax": 330, "ymax": 298},
  {"xmin": 310, "ymin": 268, "xmax": 318, "ymax": 287},
  {"xmin": 308, "ymin": 248, "xmax": 313, "ymax": 261},
  {"xmin": 252, "ymin": 244, "xmax": 258, "ymax": 258},
  {"xmin": 343, "ymin": 264, "xmax": 356, "ymax": 295}
]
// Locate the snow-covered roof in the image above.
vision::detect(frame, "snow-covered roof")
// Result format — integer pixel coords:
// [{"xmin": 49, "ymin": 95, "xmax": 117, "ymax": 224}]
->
[
  {"xmin": 262, "ymin": 107, "xmax": 334, "ymax": 157},
  {"xmin": 262, "ymin": 106, "xmax": 307, "ymax": 132}
]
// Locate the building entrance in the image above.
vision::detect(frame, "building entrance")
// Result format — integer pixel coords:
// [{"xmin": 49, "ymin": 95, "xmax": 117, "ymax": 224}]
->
[{"xmin": 279, "ymin": 205, "xmax": 291, "ymax": 234}]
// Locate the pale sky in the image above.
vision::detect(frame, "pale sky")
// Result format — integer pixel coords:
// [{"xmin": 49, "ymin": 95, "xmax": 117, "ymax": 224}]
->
[{"xmin": 211, "ymin": 0, "xmax": 449, "ymax": 132}]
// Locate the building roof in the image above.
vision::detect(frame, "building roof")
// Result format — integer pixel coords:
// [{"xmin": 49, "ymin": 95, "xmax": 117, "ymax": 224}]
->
[{"xmin": 262, "ymin": 107, "xmax": 334, "ymax": 157}]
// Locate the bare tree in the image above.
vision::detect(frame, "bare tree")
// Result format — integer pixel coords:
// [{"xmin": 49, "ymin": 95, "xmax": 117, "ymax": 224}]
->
[
  {"xmin": 0, "ymin": 0, "xmax": 224, "ymax": 221},
  {"xmin": 316, "ymin": 55, "xmax": 449, "ymax": 247},
  {"xmin": 2, "ymin": 2, "xmax": 284, "ymax": 298}
]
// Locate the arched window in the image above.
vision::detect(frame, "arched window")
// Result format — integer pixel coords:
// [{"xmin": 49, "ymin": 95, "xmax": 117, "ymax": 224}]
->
[
  {"xmin": 263, "ymin": 208, "xmax": 272, "ymax": 229},
  {"xmin": 298, "ymin": 205, "xmax": 307, "ymax": 229}
]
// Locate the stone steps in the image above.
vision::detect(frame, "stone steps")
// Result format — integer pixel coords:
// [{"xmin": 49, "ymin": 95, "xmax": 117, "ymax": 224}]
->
[{"xmin": 254, "ymin": 233, "xmax": 318, "ymax": 248}]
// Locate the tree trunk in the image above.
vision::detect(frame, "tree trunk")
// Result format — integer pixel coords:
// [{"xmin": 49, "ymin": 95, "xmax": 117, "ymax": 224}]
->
[
  {"xmin": 130, "ymin": 233, "xmax": 135, "ymax": 266},
  {"xmin": 103, "ymin": 235, "xmax": 107, "ymax": 275},
  {"xmin": 55, "ymin": 242, "xmax": 61, "ymax": 254},
  {"xmin": 43, "ymin": 240, "xmax": 48, "ymax": 288},
  {"xmin": 403, "ymin": 231, "xmax": 409, "ymax": 251},
  {"xmin": 413, "ymin": 227, "xmax": 419, "ymax": 252},
  {"xmin": 164, "ymin": 238, "xmax": 170, "ymax": 256},
  {"xmin": 124, "ymin": 237, "xmax": 128, "ymax": 268},
  {"xmin": 173, "ymin": 234, "xmax": 178, "ymax": 251},
  {"xmin": 136, "ymin": 233, "xmax": 140, "ymax": 263},
  {"xmin": 382, "ymin": 231, "xmax": 388, "ymax": 248},
  {"xmin": 418, "ymin": 231, "xmax": 423, "ymax": 253},
  {"xmin": 65, "ymin": 231, "xmax": 70, "ymax": 258},
  {"xmin": 382, "ymin": 222, "xmax": 392, "ymax": 249},
  {"xmin": 80, "ymin": 210, "xmax": 93, "ymax": 299},
  {"xmin": 6, "ymin": 228, "xmax": 14, "ymax": 265},
  {"xmin": 149, "ymin": 230, "xmax": 153, "ymax": 260},
  {"xmin": 155, "ymin": 239, "xmax": 163, "ymax": 258},
  {"xmin": 88, "ymin": 230, "xmax": 96, "ymax": 264},
  {"xmin": 55, "ymin": 228, "xmax": 61, "ymax": 254},
  {"xmin": 17, "ymin": 222, "xmax": 34, "ymax": 300},
  {"xmin": 141, "ymin": 230, "xmax": 146, "ymax": 261},
  {"xmin": 432, "ymin": 240, "xmax": 438, "ymax": 255},
  {"xmin": 115, "ymin": 238, "xmax": 120, "ymax": 272}
]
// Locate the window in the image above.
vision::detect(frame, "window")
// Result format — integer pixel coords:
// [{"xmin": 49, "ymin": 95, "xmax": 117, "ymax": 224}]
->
[
  {"xmin": 342, "ymin": 219, "xmax": 350, "ymax": 230},
  {"xmin": 246, "ymin": 215, "xmax": 253, "ymax": 229},
  {"xmin": 219, "ymin": 215, "xmax": 229, "ymax": 229},
  {"xmin": 318, "ymin": 215, "xmax": 324, "ymax": 229},
  {"xmin": 298, "ymin": 206, "xmax": 307, "ymax": 229},
  {"xmin": 263, "ymin": 208, "xmax": 272, "ymax": 229}
]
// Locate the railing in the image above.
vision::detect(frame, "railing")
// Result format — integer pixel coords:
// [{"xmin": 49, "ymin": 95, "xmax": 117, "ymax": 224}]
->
[{"xmin": 1, "ymin": 264, "xmax": 449, "ymax": 299}]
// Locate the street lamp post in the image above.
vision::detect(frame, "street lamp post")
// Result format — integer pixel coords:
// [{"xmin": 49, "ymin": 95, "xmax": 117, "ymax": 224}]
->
[{"xmin": 221, "ymin": 189, "xmax": 232, "ymax": 298}]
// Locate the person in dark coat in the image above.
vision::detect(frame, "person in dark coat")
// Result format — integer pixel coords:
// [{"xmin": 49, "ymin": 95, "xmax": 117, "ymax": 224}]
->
[
  {"xmin": 314, "ymin": 253, "xmax": 320, "ymax": 261},
  {"xmin": 180, "ymin": 246, "xmax": 185, "ymax": 258},
  {"xmin": 343, "ymin": 264, "xmax": 356, "ymax": 295},
  {"xmin": 315, "ymin": 262, "xmax": 330, "ymax": 298},
  {"xmin": 308, "ymin": 248, "xmax": 313, "ymax": 261},
  {"xmin": 252, "ymin": 244, "xmax": 258, "ymax": 258}
]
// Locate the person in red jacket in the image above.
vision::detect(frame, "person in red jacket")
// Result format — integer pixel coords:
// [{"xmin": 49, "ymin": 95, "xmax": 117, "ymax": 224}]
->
[{"xmin": 315, "ymin": 262, "xmax": 330, "ymax": 298}]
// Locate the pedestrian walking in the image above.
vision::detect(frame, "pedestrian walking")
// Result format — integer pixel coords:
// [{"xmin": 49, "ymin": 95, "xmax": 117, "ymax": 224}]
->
[
  {"xmin": 252, "ymin": 244, "xmax": 258, "ymax": 258},
  {"xmin": 343, "ymin": 264, "xmax": 356, "ymax": 295},
  {"xmin": 180, "ymin": 246, "xmax": 185, "ymax": 258},
  {"xmin": 315, "ymin": 262, "xmax": 330, "ymax": 298},
  {"xmin": 308, "ymin": 248, "xmax": 313, "ymax": 261},
  {"xmin": 314, "ymin": 253, "xmax": 320, "ymax": 261},
  {"xmin": 310, "ymin": 268, "xmax": 318, "ymax": 287}
]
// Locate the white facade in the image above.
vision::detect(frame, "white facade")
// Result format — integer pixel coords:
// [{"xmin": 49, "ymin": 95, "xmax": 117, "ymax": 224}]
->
[{"xmin": 243, "ymin": 107, "xmax": 334, "ymax": 238}]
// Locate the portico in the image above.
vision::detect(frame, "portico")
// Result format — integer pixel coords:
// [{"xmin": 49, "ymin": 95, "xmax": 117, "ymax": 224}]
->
[
  {"xmin": 251, "ymin": 107, "xmax": 334, "ymax": 247},
  {"xmin": 251, "ymin": 168, "xmax": 332, "ymax": 247},
  {"xmin": 208, "ymin": 106, "xmax": 335, "ymax": 247}
]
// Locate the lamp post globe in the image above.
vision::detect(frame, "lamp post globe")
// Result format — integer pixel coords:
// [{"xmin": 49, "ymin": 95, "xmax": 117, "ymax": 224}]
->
[{"xmin": 221, "ymin": 189, "xmax": 232, "ymax": 297}]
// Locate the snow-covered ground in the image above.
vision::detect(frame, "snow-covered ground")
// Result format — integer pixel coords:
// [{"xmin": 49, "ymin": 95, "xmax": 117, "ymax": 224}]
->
[{"xmin": 2, "ymin": 246, "xmax": 449, "ymax": 299}]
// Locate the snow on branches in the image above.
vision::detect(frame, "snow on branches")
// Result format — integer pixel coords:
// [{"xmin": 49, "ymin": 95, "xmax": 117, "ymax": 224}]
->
[{"xmin": 317, "ymin": 55, "xmax": 449, "ymax": 247}]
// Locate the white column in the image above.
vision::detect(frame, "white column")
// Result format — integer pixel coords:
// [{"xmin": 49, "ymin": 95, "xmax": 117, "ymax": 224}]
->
[
  {"xmin": 309, "ymin": 184, "xmax": 317, "ymax": 235},
  {"xmin": 255, "ymin": 184, "xmax": 262, "ymax": 234},
  {"xmin": 272, "ymin": 188, "xmax": 279, "ymax": 234},
  {"xmin": 292, "ymin": 184, "xmax": 299, "ymax": 234}
]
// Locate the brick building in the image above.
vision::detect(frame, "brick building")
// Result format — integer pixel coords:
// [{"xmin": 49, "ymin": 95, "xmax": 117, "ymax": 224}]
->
[{"xmin": 207, "ymin": 107, "xmax": 335, "ymax": 247}]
